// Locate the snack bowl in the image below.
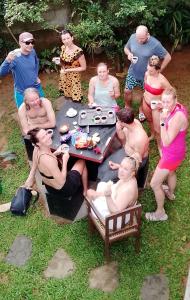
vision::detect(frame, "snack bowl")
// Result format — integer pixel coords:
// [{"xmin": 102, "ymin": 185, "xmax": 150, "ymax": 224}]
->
[{"xmin": 59, "ymin": 124, "xmax": 69, "ymax": 134}]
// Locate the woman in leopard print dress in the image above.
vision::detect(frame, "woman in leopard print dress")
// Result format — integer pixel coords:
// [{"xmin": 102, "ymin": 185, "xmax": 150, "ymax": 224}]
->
[{"xmin": 59, "ymin": 30, "xmax": 86, "ymax": 102}]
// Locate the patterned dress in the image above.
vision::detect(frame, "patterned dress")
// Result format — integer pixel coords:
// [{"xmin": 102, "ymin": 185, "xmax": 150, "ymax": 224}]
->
[{"xmin": 59, "ymin": 45, "xmax": 84, "ymax": 101}]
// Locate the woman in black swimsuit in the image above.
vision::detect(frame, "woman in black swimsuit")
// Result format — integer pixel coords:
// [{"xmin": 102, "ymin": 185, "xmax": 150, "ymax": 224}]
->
[{"xmin": 24, "ymin": 128, "xmax": 88, "ymax": 197}]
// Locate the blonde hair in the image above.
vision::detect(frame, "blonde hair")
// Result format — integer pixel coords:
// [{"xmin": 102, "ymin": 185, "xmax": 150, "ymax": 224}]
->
[
  {"xmin": 97, "ymin": 62, "xmax": 108, "ymax": 71},
  {"xmin": 148, "ymin": 55, "xmax": 161, "ymax": 70},
  {"xmin": 162, "ymin": 87, "xmax": 177, "ymax": 99},
  {"xmin": 24, "ymin": 87, "xmax": 41, "ymax": 110}
]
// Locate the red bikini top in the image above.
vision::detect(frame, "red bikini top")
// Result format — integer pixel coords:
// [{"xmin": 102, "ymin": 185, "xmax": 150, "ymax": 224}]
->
[{"xmin": 144, "ymin": 82, "xmax": 164, "ymax": 96}]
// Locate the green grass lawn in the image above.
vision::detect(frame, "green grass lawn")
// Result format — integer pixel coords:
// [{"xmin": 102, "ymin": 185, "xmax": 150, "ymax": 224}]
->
[{"xmin": 0, "ymin": 77, "xmax": 190, "ymax": 300}]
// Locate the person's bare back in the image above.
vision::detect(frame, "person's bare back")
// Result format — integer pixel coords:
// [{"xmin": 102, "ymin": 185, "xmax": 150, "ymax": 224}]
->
[{"xmin": 123, "ymin": 119, "xmax": 149, "ymax": 160}]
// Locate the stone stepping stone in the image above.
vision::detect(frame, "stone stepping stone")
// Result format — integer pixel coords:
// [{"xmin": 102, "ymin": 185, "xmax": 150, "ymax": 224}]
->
[
  {"xmin": 5, "ymin": 235, "xmax": 32, "ymax": 266},
  {"xmin": 0, "ymin": 202, "xmax": 11, "ymax": 212},
  {"xmin": 0, "ymin": 150, "xmax": 15, "ymax": 158},
  {"xmin": 43, "ymin": 249, "xmax": 75, "ymax": 279},
  {"xmin": 89, "ymin": 262, "xmax": 119, "ymax": 292},
  {"xmin": 140, "ymin": 274, "xmax": 169, "ymax": 300}
]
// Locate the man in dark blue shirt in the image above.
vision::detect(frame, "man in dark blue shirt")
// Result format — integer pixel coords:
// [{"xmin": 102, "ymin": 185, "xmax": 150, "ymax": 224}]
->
[{"xmin": 0, "ymin": 32, "xmax": 44, "ymax": 108}]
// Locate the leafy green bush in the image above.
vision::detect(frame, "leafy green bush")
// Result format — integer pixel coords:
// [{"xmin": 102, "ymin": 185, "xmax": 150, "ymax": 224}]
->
[
  {"xmin": 68, "ymin": 0, "xmax": 166, "ymax": 70},
  {"xmin": 39, "ymin": 47, "xmax": 60, "ymax": 73},
  {"xmin": 158, "ymin": 2, "xmax": 190, "ymax": 53},
  {"xmin": 0, "ymin": 37, "xmax": 17, "ymax": 64}
]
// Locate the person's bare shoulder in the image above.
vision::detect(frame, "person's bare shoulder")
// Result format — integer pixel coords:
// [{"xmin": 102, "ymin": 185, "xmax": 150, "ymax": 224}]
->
[
  {"xmin": 134, "ymin": 119, "xmax": 149, "ymax": 139},
  {"xmin": 118, "ymin": 180, "xmax": 138, "ymax": 203},
  {"xmin": 41, "ymin": 98, "xmax": 52, "ymax": 107},
  {"xmin": 39, "ymin": 152, "xmax": 57, "ymax": 166},
  {"xmin": 75, "ymin": 45, "xmax": 83, "ymax": 52},
  {"xmin": 89, "ymin": 76, "xmax": 98, "ymax": 84},
  {"xmin": 18, "ymin": 103, "xmax": 26, "ymax": 115},
  {"xmin": 109, "ymin": 75, "xmax": 119, "ymax": 84}
]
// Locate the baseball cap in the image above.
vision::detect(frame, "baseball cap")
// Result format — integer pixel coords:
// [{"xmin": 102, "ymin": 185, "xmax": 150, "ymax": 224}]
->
[{"xmin": 19, "ymin": 32, "xmax": 34, "ymax": 42}]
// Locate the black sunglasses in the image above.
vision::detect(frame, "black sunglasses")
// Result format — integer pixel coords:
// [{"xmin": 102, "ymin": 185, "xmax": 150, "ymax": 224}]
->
[{"xmin": 23, "ymin": 40, "xmax": 35, "ymax": 45}]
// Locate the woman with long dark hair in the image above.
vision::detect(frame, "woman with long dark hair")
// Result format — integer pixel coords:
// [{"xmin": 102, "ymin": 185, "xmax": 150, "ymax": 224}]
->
[
  {"xmin": 25, "ymin": 128, "xmax": 88, "ymax": 198},
  {"xmin": 58, "ymin": 29, "xmax": 86, "ymax": 102}
]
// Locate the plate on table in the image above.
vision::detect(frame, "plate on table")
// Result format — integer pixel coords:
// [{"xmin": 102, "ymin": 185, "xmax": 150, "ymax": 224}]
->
[{"xmin": 66, "ymin": 108, "xmax": 77, "ymax": 118}]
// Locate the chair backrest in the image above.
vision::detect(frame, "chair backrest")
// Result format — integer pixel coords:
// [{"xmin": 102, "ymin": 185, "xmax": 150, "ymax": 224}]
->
[
  {"xmin": 104, "ymin": 204, "xmax": 142, "ymax": 237},
  {"xmin": 87, "ymin": 197, "xmax": 142, "ymax": 235}
]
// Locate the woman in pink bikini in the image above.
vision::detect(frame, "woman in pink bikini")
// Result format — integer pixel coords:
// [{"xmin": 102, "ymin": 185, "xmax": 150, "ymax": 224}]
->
[
  {"xmin": 146, "ymin": 87, "xmax": 188, "ymax": 221},
  {"xmin": 142, "ymin": 56, "xmax": 171, "ymax": 144}
]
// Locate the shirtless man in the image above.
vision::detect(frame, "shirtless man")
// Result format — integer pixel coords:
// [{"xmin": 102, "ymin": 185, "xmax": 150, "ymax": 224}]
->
[
  {"xmin": 87, "ymin": 157, "xmax": 138, "ymax": 219},
  {"xmin": 18, "ymin": 87, "xmax": 56, "ymax": 135},
  {"xmin": 98, "ymin": 107, "xmax": 149, "ymax": 188}
]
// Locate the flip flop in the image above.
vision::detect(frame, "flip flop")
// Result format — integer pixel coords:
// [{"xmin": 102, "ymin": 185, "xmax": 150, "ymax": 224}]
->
[
  {"xmin": 145, "ymin": 211, "xmax": 168, "ymax": 221},
  {"xmin": 139, "ymin": 112, "xmax": 146, "ymax": 122},
  {"xmin": 162, "ymin": 184, "xmax": 175, "ymax": 201}
]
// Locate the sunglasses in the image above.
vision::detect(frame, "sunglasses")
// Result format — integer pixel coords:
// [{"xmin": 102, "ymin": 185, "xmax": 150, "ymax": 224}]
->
[{"xmin": 22, "ymin": 40, "xmax": 35, "ymax": 45}]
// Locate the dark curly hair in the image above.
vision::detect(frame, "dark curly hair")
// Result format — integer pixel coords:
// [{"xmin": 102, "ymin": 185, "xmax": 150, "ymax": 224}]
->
[
  {"xmin": 61, "ymin": 29, "xmax": 73, "ymax": 37},
  {"xmin": 116, "ymin": 108, "xmax": 134, "ymax": 124},
  {"xmin": 27, "ymin": 128, "xmax": 41, "ymax": 146}
]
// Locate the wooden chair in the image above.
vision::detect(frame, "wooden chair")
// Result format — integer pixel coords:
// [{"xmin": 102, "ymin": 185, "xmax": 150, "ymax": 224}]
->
[{"xmin": 85, "ymin": 197, "xmax": 142, "ymax": 261}]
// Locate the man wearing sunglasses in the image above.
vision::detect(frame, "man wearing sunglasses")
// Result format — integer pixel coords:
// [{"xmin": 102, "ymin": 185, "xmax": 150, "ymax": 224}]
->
[{"xmin": 0, "ymin": 32, "xmax": 44, "ymax": 108}]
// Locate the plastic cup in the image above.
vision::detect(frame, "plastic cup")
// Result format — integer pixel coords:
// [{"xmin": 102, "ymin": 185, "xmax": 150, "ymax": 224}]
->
[
  {"xmin": 53, "ymin": 57, "xmax": 60, "ymax": 65},
  {"xmin": 96, "ymin": 107, "xmax": 102, "ymax": 114},
  {"xmin": 151, "ymin": 100, "xmax": 158, "ymax": 110},
  {"xmin": 94, "ymin": 116, "xmax": 101, "ymax": 124},
  {"xmin": 11, "ymin": 49, "xmax": 21, "ymax": 57},
  {"xmin": 80, "ymin": 110, "xmax": 87, "ymax": 119},
  {"xmin": 101, "ymin": 116, "xmax": 107, "ymax": 124},
  {"xmin": 61, "ymin": 144, "xmax": 70, "ymax": 152},
  {"xmin": 108, "ymin": 110, "xmax": 114, "ymax": 118},
  {"xmin": 132, "ymin": 56, "xmax": 138, "ymax": 64}
]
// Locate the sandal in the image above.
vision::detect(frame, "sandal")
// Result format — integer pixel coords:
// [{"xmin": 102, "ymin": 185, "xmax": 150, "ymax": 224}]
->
[
  {"xmin": 145, "ymin": 211, "xmax": 168, "ymax": 221},
  {"xmin": 162, "ymin": 185, "xmax": 175, "ymax": 201},
  {"xmin": 139, "ymin": 112, "xmax": 146, "ymax": 122}
]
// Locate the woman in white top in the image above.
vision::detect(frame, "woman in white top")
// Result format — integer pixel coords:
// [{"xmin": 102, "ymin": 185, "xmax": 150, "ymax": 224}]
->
[
  {"xmin": 88, "ymin": 62, "xmax": 120, "ymax": 107},
  {"xmin": 87, "ymin": 156, "xmax": 138, "ymax": 218}
]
